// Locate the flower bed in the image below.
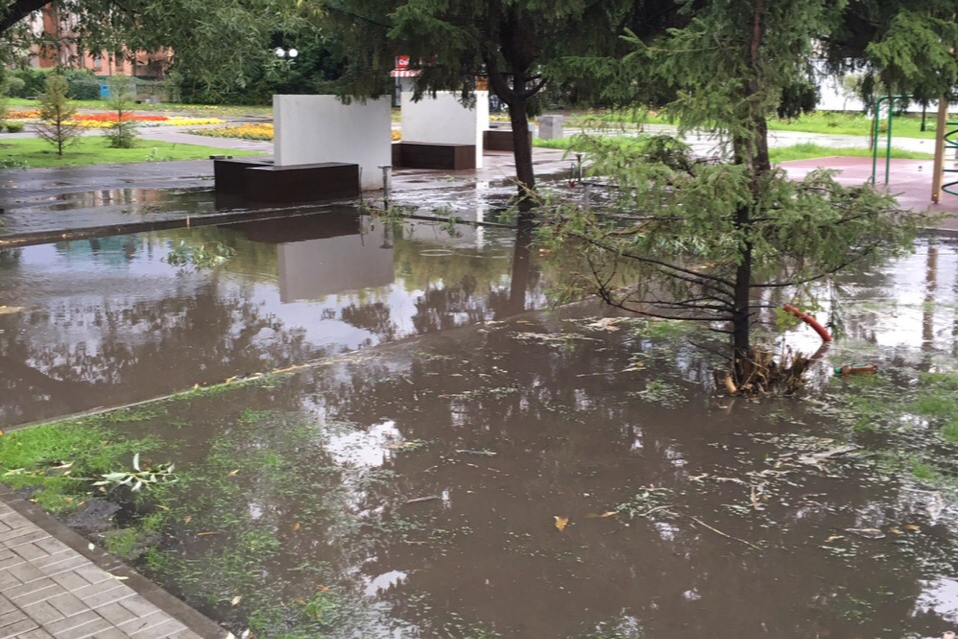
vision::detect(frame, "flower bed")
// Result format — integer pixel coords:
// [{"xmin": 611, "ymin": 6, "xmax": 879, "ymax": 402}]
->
[
  {"xmin": 186, "ymin": 124, "xmax": 403, "ymax": 142},
  {"xmin": 187, "ymin": 123, "xmax": 274, "ymax": 141},
  {"xmin": 4, "ymin": 110, "xmax": 223, "ymax": 128}
]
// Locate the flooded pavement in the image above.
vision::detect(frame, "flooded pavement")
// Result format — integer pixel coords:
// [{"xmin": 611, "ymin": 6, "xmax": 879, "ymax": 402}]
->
[
  {"xmin": 1, "ymin": 234, "xmax": 954, "ymax": 638},
  {"xmin": 0, "ymin": 211, "xmax": 543, "ymax": 426}
]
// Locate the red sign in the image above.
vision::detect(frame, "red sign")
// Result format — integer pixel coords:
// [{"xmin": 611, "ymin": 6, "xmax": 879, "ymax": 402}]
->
[{"xmin": 395, "ymin": 56, "xmax": 410, "ymax": 70}]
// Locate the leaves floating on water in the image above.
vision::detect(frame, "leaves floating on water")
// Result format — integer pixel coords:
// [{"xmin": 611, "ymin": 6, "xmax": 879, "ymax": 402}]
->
[
  {"xmin": 844, "ymin": 528, "xmax": 885, "ymax": 540},
  {"xmin": 162, "ymin": 240, "xmax": 236, "ymax": 271},
  {"xmin": 554, "ymin": 516, "xmax": 569, "ymax": 532}
]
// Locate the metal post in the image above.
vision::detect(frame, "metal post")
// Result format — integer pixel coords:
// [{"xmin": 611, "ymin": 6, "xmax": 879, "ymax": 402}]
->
[
  {"xmin": 379, "ymin": 165, "xmax": 392, "ymax": 207},
  {"xmin": 575, "ymin": 153, "xmax": 584, "ymax": 182},
  {"xmin": 870, "ymin": 97, "xmax": 885, "ymax": 185},
  {"xmin": 884, "ymin": 96, "xmax": 894, "ymax": 185},
  {"xmin": 931, "ymin": 98, "xmax": 948, "ymax": 203}
]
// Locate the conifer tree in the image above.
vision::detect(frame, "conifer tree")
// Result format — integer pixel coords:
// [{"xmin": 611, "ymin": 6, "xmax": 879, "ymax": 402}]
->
[
  {"xmin": 36, "ymin": 72, "xmax": 82, "ymax": 156},
  {"xmin": 539, "ymin": 0, "xmax": 936, "ymax": 387}
]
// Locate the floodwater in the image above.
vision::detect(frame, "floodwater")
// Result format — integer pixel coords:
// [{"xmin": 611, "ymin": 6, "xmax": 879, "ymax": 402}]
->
[
  {"xmin": 0, "ymin": 211, "xmax": 542, "ymax": 425},
  {"xmin": 1, "ymin": 215, "xmax": 956, "ymax": 638}
]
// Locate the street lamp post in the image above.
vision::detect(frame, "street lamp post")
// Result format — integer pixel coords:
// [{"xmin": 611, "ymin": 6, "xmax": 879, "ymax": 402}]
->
[{"xmin": 274, "ymin": 47, "xmax": 298, "ymax": 89}]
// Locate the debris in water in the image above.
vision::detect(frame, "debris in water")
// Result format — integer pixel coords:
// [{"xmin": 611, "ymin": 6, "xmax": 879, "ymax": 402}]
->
[
  {"xmin": 844, "ymin": 528, "xmax": 885, "ymax": 540},
  {"xmin": 833, "ymin": 364, "xmax": 878, "ymax": 376},
  {"xmin": 554, "ymin": 516, "xmax": 569, "ymax": 532}
]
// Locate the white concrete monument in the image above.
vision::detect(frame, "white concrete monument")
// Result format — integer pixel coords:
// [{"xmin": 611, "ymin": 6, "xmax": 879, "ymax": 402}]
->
[
  {"xmin": 273, "ymin": 95, "xmax": 391, "ymax": 190},
  {"xmin": 400, "ymin": 91, "xmax": 489, "ymax": 168}
]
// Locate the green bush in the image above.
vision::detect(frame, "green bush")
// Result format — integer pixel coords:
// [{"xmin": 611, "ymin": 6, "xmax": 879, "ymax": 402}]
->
[
  {"xmin": 10, "ymin": 69, "xmax": 47, "ymax": 98},
  {"xmin": 5, "ymin": 121, "xmax": 25, "ymax": 133},
  {"xmin": 63, "ymin": 69, "xmax": 102, "ymax": 101}
]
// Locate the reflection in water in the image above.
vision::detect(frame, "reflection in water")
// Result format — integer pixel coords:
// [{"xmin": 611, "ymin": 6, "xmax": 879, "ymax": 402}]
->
[
  {"xmin": 0, "ymin": 212, "xmax": 544, "ymax": 426},
  {"xmin": 105, "ymin": 295, "xmax": 956, "ymax": 639}
]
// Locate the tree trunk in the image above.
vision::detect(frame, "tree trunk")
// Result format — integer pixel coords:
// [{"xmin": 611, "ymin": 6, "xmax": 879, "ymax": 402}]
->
[{"xmin": 507, "ymin": 97, "xmax": 535, "ymax": 215}]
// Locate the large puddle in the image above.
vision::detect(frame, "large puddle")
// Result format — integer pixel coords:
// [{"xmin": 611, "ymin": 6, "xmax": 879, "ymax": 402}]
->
[
  {"xmin": 0, "ymin": 214, "xmax": 955, "ymax": 639},
  {"xmin": 0, "ymin": 210, "xmax": 543, "ymax": 425}
]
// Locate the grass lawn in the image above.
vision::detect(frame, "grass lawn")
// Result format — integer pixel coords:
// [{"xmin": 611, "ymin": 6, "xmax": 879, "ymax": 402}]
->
[
  {"xmin": 5, "ymin": 97, "xmax": 273, "ymax": 118},
  {"xmin": 564, "ymin": 109, "xmax": 952, "ymax": 139},
  {"xmin": 0, "ymin": 136, "xmax": 264, "ymax": 169},
  {"xmin": 532, "ymin": 136, "xmax": 934, "ymax": 162}
]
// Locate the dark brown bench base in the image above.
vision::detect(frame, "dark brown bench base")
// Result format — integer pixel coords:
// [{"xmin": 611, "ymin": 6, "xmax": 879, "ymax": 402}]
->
[
  {"xmin": 214, "ymin": 157, "xmax": 359, "ymax": 203},
  {"xmin": 392, "ymin": 143, "xmax": 476, "ymax": 170},
  {"xmin": 483, "ymin": 129, "xmax": 532, "ymax": 152}
]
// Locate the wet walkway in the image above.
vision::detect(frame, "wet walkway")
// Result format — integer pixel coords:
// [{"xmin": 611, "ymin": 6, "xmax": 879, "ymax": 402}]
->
[{"xmin": 0, "ymin": 489, "xmax": 225, "ymax": 639}]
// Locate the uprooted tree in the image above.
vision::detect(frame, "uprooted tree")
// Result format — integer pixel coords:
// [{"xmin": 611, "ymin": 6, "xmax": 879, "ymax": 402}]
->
[{"xmin": 539, "ymin": 0, "xmax": 951, "ymax": 393}]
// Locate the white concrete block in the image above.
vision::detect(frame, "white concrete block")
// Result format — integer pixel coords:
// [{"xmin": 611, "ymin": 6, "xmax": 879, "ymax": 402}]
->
[
  {"xmin": 400, "ymin": 91, "xmax": 488, "ymax": 168},
  {"xmin": 273, "ymin": 95, "xmax": 392, "ymax": 190}
]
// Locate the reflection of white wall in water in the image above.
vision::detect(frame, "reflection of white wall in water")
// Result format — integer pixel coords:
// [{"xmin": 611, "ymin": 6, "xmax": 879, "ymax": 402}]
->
[
  {"xmin": 400, "ymin": 91, "xmax": 489, "ymax": 168},
  {"xmin": 273, "ymin": 95, "xmax": 391, "ymax": 189},
  {"xmin": 278, "ymin": 235, "xmax": 394, "ymax": 303}
]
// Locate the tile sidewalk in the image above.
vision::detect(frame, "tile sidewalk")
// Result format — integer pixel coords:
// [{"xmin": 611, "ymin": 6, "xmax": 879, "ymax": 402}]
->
[{"xmin": 0, "ymin": 491, "xmax": 227, "ymax": 639}]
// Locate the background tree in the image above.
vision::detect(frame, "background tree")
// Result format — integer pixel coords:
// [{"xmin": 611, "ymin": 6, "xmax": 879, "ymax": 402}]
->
[
  {"xmin": 104, "ymin": 74, "xmax": 137, "ymax": 148},
  {"xmin": 540, "ymin": 0, "xmax": 929, "ymax": 387},
  {"xmin": 327, "ymin": 0, "xmax": 681, "ymax": 209},
  {"xmin": 35, "ymin": 71, "xmax": 81, "ymax": 155}
]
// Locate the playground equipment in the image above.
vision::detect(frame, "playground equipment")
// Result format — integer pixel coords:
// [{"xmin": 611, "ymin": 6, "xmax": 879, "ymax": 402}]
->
[
  {"xmin": 931, "ymin": 98, "xmax": 957, "ymax": 203},
  {"xmin": 870, "ymin": 94, "xmax": 909, "ymax": 185}
]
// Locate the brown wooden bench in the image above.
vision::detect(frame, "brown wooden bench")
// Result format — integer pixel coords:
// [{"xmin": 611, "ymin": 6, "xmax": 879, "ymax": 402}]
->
[
  {"xmin": 393, "ymin": 142, "xmax": 476, "ymax": 170},
  {"xmin": 483, "ymin": 129, "xmax": 531, "ymax": 152},
  {"xmin": 213, "ymin": 158, "xmax": 359, "ymax": 203}
]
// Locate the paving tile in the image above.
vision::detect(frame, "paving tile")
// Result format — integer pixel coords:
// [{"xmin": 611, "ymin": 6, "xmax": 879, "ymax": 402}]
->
[
  {"xmin": 17, "ymin": 628, "xmax": 56, "ymax": 639},
  {"xmin": 95, "ymin": 601, "xmax": 139, "ymax": 627},
  {"xmin": 74, "ymin": 583, "xmax": 131, "ymax": 609},
  {"xmin": 12, "ymin": 541, "xmax": 57, "ymax": 563},
  {"xmin": 0, "ymin": 528, "xmax": 50, "ymax": 549},
  {"xmin": 117, "ymin": 595, "xmax": 161, "ymax": 619},
  {"xmin": 0, "ymin": 570, "xmax": 23, "ymax": 592},
  {"xmin": 129, "ymin": 618, "xmax": 188, "ymax": 639},
  {"xmin": 45, "ymin": 591, "xmax": 91, "ymax": 618},
  {"xmin": 165, "ymin": 630, "xmax": 204, "ymax": 639},
  {"xmin": 50, "ymin": 572, "xmax": 92, "ymax": 593},
  {"xmin": 32, "ymin": 549, "xmax": 75, "ymax": 570},
  {"xmin": 14, "ymin": 629, "xmax": 56, "ymax": 639},
  {"xmin": 0, "ymin": 610, "xmax": 31, "ymax": 631},
  {"xmin": 73, "ymin": 565, "xmax": 116, "ymax": 586},
  {"xmin": 32, "ymin": 538, "xmax": 69, "ymax": 556},
  {"xmin": 3, "ymin": 560, "xmax": 48, "ymax": 585},
  {"xmin": 56, "ymin": 616, "xmax": 117, "ymax": 639},
  {"xmin": 39, "ymin": 609, "xmax": 101, "ymax": 635},
  {"xmin": 119, "ymin": 612, "xmax": 164, "ymax": 635},
  {"xmin": 40, "ymin": 554, "xmax": 92, "ymax": 576},
  {"xmin": 0, "ymin": 618, "xmax": 41, "ymax": 639},
  {"xmin": 20, "ymin": 600, "xmax": 65, "ymax": 626},
  {"xmin": 0, "ymin": 511, "xmax": 32, "ymax": 531},
  {"xmin": 5, "ymin": 579, "xmax": 63, "ymax": 605},
  {"xmin": 0, "ymin": 596, "xmax": 15, "ymax": 616}
]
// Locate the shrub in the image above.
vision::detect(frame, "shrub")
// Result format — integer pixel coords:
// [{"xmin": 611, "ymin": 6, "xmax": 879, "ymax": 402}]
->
[
  {"xmin": 64, "ymin": 69, "xmax": 101, "ymax": 101},
  {"xmin": 10, "ymin": 69, "xmax": 47, "ymax": 98},
  {"xmin": 5, "ymin": 121, "xmax": 25, "ymax": 133}
]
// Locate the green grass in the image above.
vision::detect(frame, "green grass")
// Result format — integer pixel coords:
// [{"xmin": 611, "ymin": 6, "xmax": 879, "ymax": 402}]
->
[
  {"xmin": 766, "ymin": 111, "xmax": 947, "ymax": 140},
  {"xmin": 0, "ymin": 136, "xmax": 263, "ymax": 169},
  {"xmin": 563, "ymin": 108, "xmax": 953, "ymax": 140},
  {"xmin": 0, "ymin": 419, "xmax": 160, "ymax": 512},
  {"xmin": 5, "ymin": 97, "xmax": 273, "ymax": 118},
  {"xmin": 532, "ymin": 136, "xmax": 933, "ymax": 162},
  {"xmin": 767, "ymin": 143, "xmax": 933, "ymax": 162}
]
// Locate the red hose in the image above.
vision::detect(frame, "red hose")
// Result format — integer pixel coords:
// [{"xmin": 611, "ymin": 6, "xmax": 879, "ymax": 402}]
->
[{"xmin": 783, "ymin": 304, "xmax": 832, "ymax": 343}]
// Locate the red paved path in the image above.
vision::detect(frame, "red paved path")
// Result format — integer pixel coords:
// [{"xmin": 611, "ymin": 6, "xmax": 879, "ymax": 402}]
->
[{"xmin": 780, "ymin": 157, "xmax": 957, "ymax": 233}]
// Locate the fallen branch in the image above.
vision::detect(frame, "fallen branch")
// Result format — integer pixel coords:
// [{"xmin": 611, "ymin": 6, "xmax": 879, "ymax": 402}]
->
[{"xmin": 687, "ymin": 515, "xmax": 761, "ymax": 550}]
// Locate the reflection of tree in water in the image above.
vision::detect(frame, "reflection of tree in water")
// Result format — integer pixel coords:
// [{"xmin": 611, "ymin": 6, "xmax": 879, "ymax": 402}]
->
[
  {"xmin": 340, "ymin": 301, "xmax": 397, "ymax": 342},
  {"xmin": 0, "ymin": 278, "xmax": 321, "ymax": 425}
]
